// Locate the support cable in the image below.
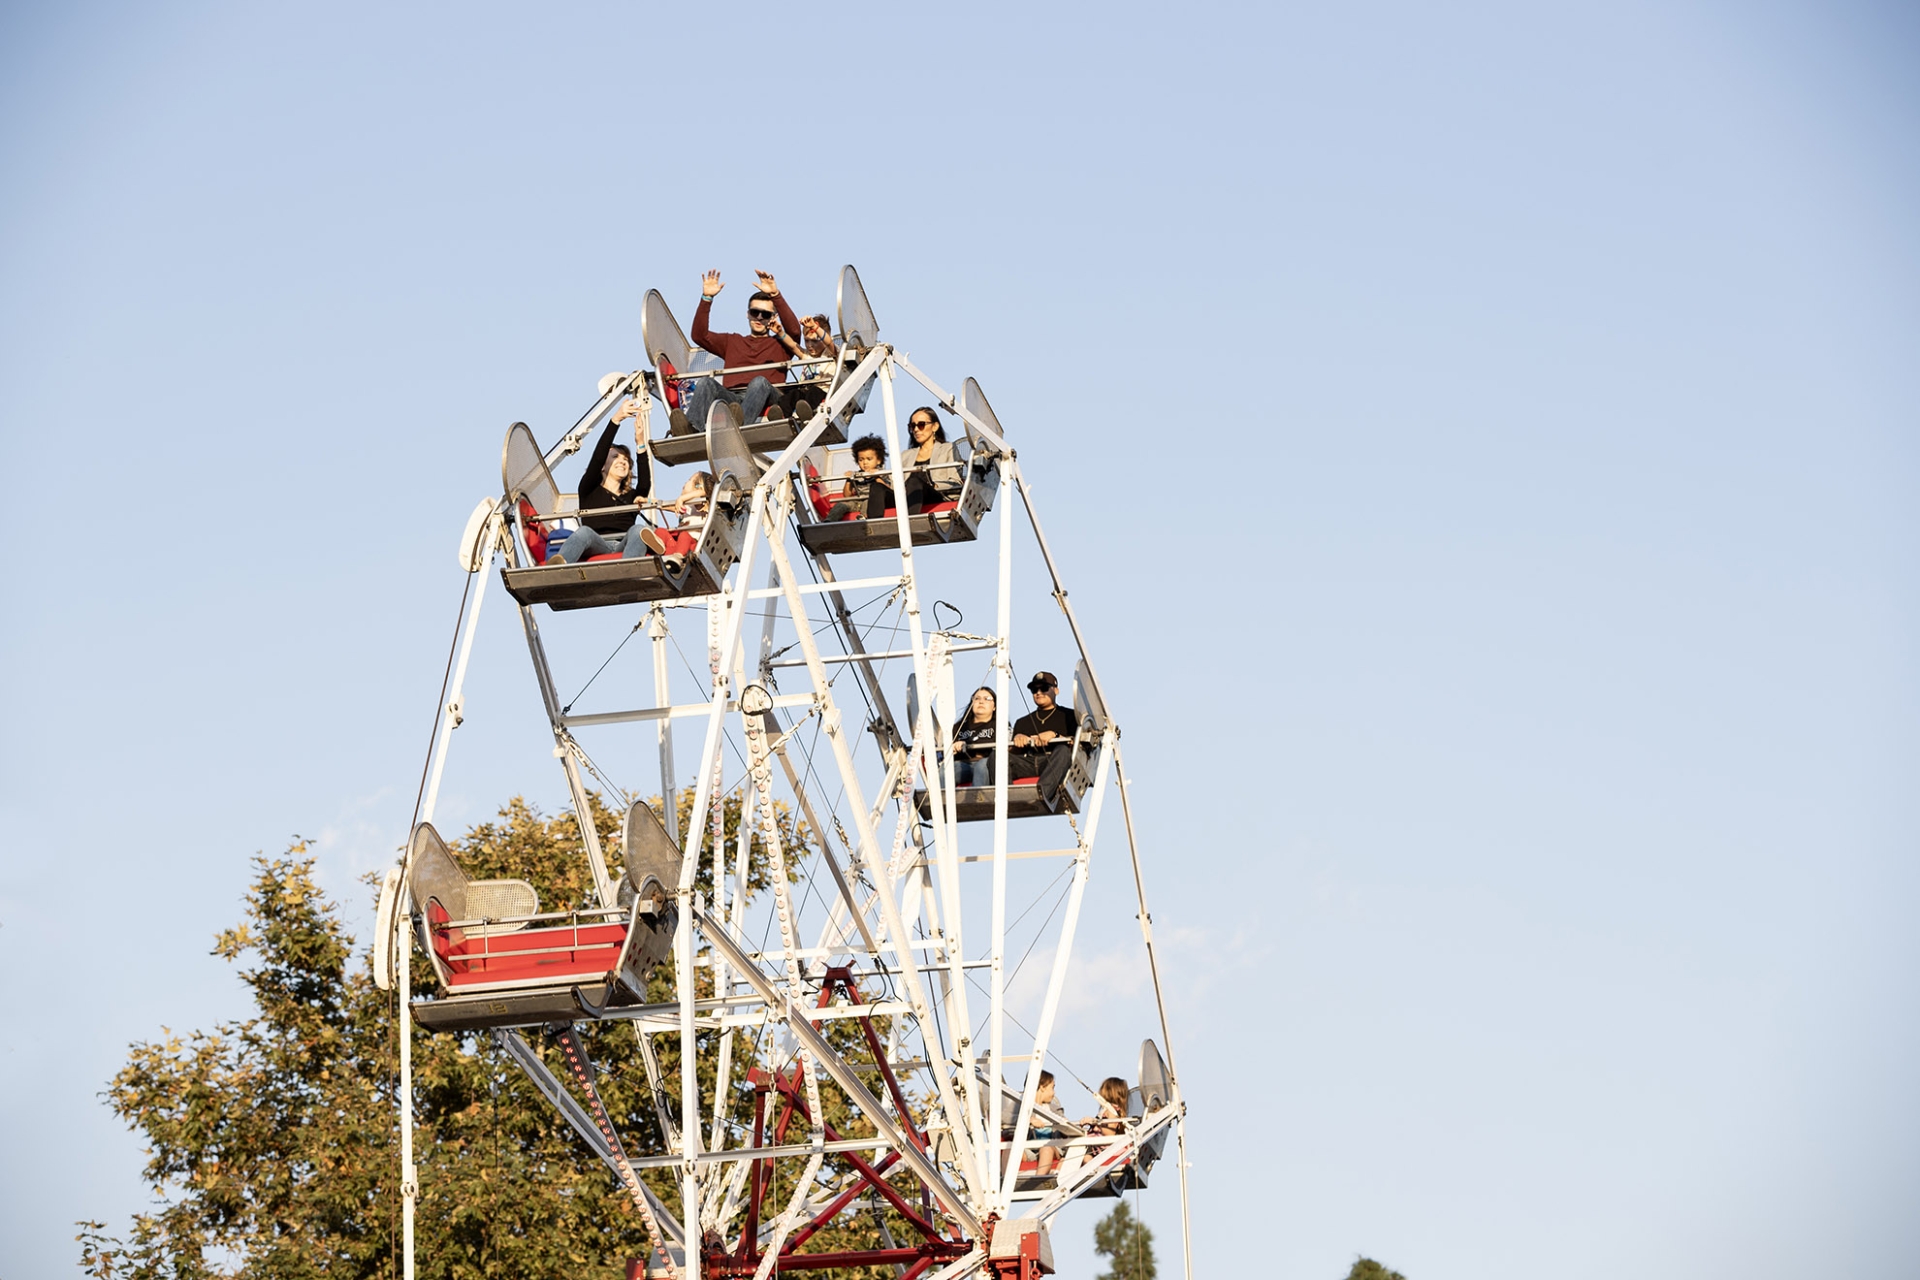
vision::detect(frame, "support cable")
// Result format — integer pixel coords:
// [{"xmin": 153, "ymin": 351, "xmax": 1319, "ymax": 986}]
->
[
  {"xmin": 408, "ymin": 567, "xmax": 476, "ymax": 836},
  {"xmin": 563, "ymin": 614, "xmax": 649, "ymax": 713}
]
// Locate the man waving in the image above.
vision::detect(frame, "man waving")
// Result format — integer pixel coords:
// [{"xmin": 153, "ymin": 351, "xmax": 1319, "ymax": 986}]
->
[{"xmin": 675, "ymin": 268, "xmax": 804, "ymax": 435}]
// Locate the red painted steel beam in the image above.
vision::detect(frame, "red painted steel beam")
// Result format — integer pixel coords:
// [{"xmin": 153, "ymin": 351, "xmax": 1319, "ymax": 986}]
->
[
  {"xmin": 704, "ymin": 1242, "xmax": 971, "ymax": 1275},
  {"xmin": 761, "ymin": 1068, "xmax": 947, "ymax": 1242},
  {"xmin": 783, "ymin": 1150, "xmax": 902, "ymax": 1253},
  {"xmin": 829, "ymin": 966, "xmax": 926, "ymax": 1152}
]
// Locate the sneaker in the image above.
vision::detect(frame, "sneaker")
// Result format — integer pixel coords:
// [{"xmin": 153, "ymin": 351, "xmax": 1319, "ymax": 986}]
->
[
  {"xmin": 667, "ymin": 408, "xmax": 693, "ymax": 436},
  {"xmin": 793, "ymin": 400, "xmax": 814, "ymax": 424},
  {"xmin": 662, "ymin": 553, "xmax": 688, "ymax": 573},
  {"xmin": 638, "ymin": 528, "xmax": 668, "ymax": 556},
  {"xmin": 544, "ymin": 551, "xmax": 567, "ymax": 566}
]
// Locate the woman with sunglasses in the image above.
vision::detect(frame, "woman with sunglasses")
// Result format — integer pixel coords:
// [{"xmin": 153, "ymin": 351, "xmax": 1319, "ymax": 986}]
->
[{"xmin": 901, "ymin": 406, "xmax": 966, "ymax": 512}]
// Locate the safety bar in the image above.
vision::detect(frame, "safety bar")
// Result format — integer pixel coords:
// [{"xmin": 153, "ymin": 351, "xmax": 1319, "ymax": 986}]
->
[
  {"xmin": 654, "ymin": 356, "xmax": 835, "ymax": 382},
  {"xmin": 433, "ymin": 906, "xmax": 628, "ymax": 930}
]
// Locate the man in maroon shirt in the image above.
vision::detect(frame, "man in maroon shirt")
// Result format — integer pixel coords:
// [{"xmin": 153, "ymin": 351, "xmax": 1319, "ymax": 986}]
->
[{"xmin": 673, "ymin": 268, "xmax": 804, "ymax": 435}]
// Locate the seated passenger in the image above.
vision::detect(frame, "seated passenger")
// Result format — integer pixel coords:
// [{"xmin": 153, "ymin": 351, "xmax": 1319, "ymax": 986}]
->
[
  {"xmin": 1083, "ymin": 1075, "xmax": 1130, "ymax": 1138},
  {"xmin": 1009, "ymin": 671, "xmax": 1078, "ymax": 804},
  {"xmin": 546, "ymin": 398, "xmax": 653, "ymax": 565},
  {"xmin": 823, "ymin": 436, "xmax": 893, "ymax": 521},
  {"xmin": 948, "ymin": 686, "xmax": 999, "ymax": 787},
  {"xmin": 775, "ymin": 312, "xmax": 836, "ymax": 423},
  {"xmin": 902, "ymin": 407, "xmax": 965, "ymax": 512},
  {"xmin": 674, "ymin": 269, "xmax": 804, "ymax": 435},
  {"xmin": 638, "ymin": 471, "xmax": 714, "ymax": 567},
  {"xmin": 1030, "ymin": 1070, "xmax": 1065, "ymax": 1177}
]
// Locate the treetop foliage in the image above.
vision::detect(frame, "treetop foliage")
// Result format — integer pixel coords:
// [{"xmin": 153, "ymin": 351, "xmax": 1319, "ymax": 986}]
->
[
  {"xmin": 78, "ymin": 792, "xmax": 912, "ymax": 1280},
  {"xmin": 1093, "ymin": 1200, "xmax": 1156, "ymax": 1280}
]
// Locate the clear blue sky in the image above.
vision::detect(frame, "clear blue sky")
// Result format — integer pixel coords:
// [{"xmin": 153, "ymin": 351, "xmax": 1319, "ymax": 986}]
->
[{"xmin": 2, "ymin": 3, "xmax": 1916, "ymax": 1278}]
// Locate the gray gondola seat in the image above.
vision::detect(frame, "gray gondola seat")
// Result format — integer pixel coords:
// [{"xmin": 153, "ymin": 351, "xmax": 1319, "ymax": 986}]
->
[
  {"xmin": 972, "ymin": 1070, "xmax": 1087, "ymax": 1193},
  {"xmin": 405, "ymin": 805, "xmax": 681, "ymax": 1032},
  {"xmin": 1104, "ymin": 1038, "xmax": 1173, "ymax": 1193},
  {"xmin": 496, "ymin": 420, "xmax": 749, "ymax": 611},
  {"xmin": 641, "ymin": 286, "xmax": 846, "ymax": 467},
  {"xmin": 795, "ymin": 374, "xmax": 1005, "ymax": 557},
  {"xmin": 913, "ymin": 659, "xmax": 1107, "ymax": 822},
  {"xmin": 1021, "ymin": 1037, "xmax": 1173, "ymax": 1199}
]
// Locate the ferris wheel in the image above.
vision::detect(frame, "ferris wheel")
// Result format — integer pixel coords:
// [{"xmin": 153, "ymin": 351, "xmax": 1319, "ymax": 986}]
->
[{"xmin": 374, "ymin": 266, "xmax": 1192, "ymax": 1280}]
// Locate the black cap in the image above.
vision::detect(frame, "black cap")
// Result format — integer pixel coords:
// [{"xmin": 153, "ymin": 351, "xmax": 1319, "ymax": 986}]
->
[{"xmin": 1027, "ymin": 670, "xmax": 1058, "ymax": 693}]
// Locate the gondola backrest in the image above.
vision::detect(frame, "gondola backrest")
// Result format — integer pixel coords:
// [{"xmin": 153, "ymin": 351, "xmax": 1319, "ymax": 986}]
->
[
  {"xmin": 706, "ymin": 406, "xmax": 761, "ymax": 497},
  {"xmin": 502, "ymin": 423, "xmax": 561, "ymax": 567},
  {"xmin": 837, "ymin": 264, "xmax": 880, "ymax": 349},
  {"xmin": 1073, "ymin": 659, "xmax": 1109, "ymax": 737},
  {"xmin": 959, "ymin": 376, "xmax": 1009, "ymax": 457},
  {"xmin": 405, "ymin": 822, "xmax": 466, "ymax": 984},
  {"xmin": 621, "ymin": 799, "xmax": 683, "ymax": 900},
  {"xmin": 642, "ymin": 289, "xmax": 694, "ymax": 376},
  {"xmin": 1134, "ymin": 1038, "xmax": 1172, "ymax": 1170}
]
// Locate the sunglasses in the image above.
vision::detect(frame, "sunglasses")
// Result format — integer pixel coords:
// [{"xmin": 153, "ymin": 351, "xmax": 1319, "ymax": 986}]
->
[
  {"xmin": 911, "ymin": 419, "xmax": 936, "ymax": 430},
  {"xmin": 749, "ymin": 308, "xmax": 777, "ymax": 320}
]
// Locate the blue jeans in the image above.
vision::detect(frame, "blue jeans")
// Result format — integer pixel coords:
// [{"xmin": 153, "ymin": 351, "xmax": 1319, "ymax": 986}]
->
[
  {"xmin": 953, "ymin": 754, "xmax": 994, "ymax": 787},
  {"xmin": 687, "ymin": 375, "xmax": 777, "ymax": 430},
  {"xmin": 554, "ymin": 526, "xmax": 650, "ymax": 564}
]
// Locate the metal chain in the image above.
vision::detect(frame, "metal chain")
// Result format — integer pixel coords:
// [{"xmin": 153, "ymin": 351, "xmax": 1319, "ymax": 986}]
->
[{"xmin": 553, "ymin": 1027, "xmax": 679, "ymax": 1279}]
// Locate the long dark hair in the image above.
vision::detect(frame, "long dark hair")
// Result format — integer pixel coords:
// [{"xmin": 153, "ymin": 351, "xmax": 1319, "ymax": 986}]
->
[
  {"xmin": 951, "ymin": 686, "xmax": 996, "ymax": 739},
  {"xmin": 603, "ymin": 444, "xmax": 636, "ymax": 494},
  {"xmin": 910, "ymin": 406, "xmax": 949, "ymax": 442}
]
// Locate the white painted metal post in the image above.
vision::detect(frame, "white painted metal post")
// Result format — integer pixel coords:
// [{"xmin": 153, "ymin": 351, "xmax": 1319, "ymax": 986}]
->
[
  {"xmin": 674, "ymin": 482, "xmax": 772, "ymax": 1280},
  {"xmin": 649, "ymin": 604, "xmax": 678, "ymax": 844},
  {"xmin": 987, "ymin": 452, "xmax": 1015, "ymax": 1205},
  {"xmin": 998, "ymin": 733, "xmax": 1115, "ymax": 1203},
  {"xmin": 398, "ymin": 927, "xmax": 415, "ymax": 1280},
  {"xmin": 421, "ymin": 540, "xmax": 494, "ymax": 822}
]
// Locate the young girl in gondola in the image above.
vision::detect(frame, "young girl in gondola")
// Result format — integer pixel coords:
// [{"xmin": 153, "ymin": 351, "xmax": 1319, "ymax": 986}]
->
[
  {"xmin": 1031, "ymin": 1070, "xmax": 1065, "ymax": 1177},
  {"xmin": 1085, "ymin": 1075, "xmax": 1130, "ymax": 1137},
  {"xmin": 637, "ymin": 470, "xmax": 714, "ymax": 566}
]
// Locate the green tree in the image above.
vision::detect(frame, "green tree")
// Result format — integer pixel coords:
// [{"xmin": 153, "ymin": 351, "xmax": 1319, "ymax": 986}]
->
[
  {"xmin": 1093, "ymin": 1201, "xmax": 1156, "ymax": 1280},
  {"xmin": 79, "ymin": 793, "xmax": 917, "ymax": 1280},
  {"xmin": 1345, "ymin": 1258, "xmax": 1407, "ymax": 1280}
]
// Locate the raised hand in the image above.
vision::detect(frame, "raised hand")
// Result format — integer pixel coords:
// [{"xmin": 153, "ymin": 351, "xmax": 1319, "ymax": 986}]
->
[
  {"xmin": 754, "ymin": 269, "xmax": 779, "ymax": 296},
  {"xmin": 612, "ymin": 397, "xmax": 639, "ymax": 423},
  {"xmin": 702, "ymin": 270, "xmax": 724, "ymax": 299}
]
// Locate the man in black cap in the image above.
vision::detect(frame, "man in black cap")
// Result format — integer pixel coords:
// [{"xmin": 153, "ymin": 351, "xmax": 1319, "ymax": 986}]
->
[{"xmin": 1009, "ymin": 671, "xmax": 1079, "ymax": 806}]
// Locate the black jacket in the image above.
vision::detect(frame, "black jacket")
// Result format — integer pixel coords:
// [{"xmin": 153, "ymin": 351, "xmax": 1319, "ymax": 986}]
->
[{"xmin": 577, "ymin": 418, "xmax": 651, "ymax": 535}]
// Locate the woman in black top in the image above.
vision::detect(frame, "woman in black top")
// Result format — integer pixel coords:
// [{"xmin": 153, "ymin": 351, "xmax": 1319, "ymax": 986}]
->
[
  {"xmin": 548, "ymin": 399, "xmax": 654, "ymax": 565},
  {"xmin": 949, "ymin": 686, "xmax": 999, "ymax": 787}
]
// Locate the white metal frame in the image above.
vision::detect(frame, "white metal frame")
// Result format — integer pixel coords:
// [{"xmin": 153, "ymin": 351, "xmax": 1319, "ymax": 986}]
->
[{"xmin": 383, "ymin": 298, "xmax": 1193, "ymax": 1280}]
